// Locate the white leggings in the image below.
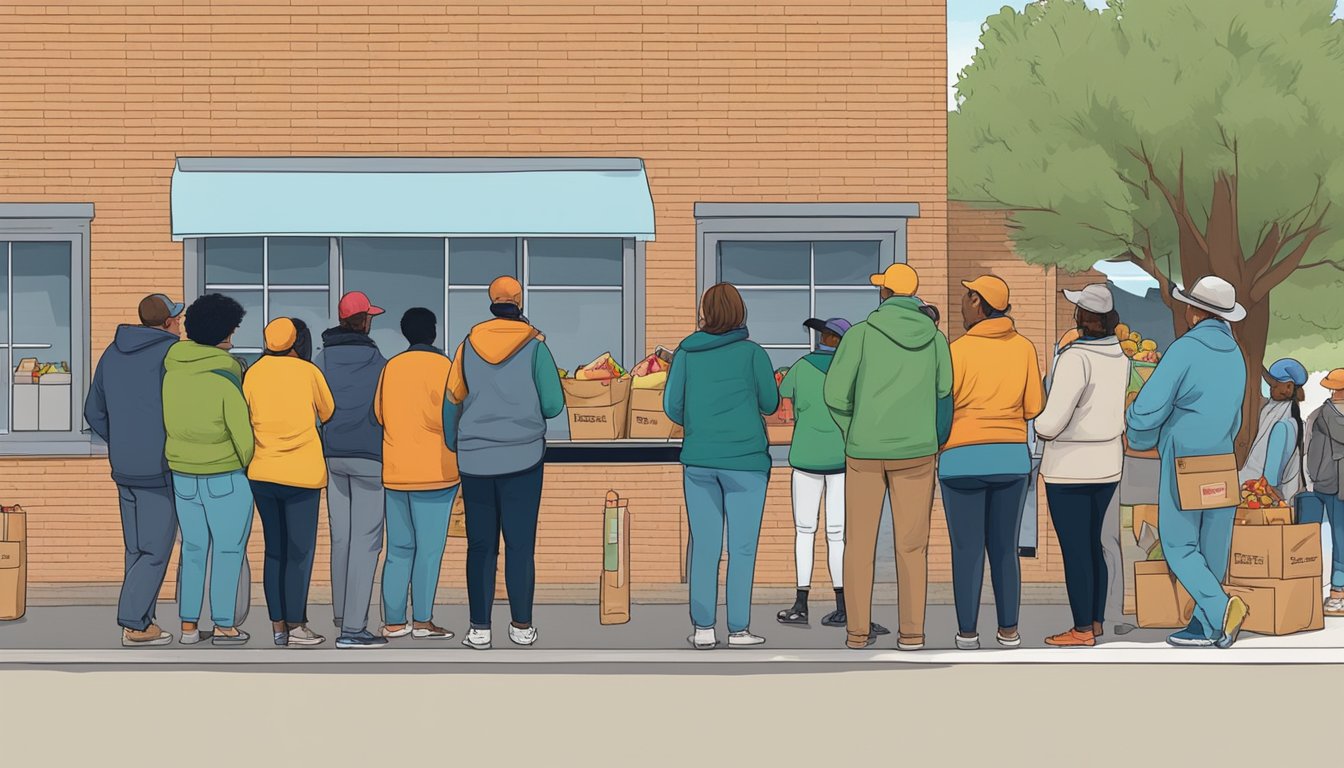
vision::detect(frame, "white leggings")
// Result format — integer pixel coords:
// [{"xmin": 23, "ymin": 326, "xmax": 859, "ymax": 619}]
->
[{"xmin": 791, "ymin": 470, "xmax": 845, "ymax": 589}]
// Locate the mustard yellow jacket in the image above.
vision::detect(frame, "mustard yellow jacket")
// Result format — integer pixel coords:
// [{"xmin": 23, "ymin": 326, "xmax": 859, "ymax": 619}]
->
[
  {"xmin": 945, "ymin": 317, "xmax": 1045, "ymax": 451},
  {"xmin": 375, "ymin": 345, "xmax": 460, "ymax": 491},
  {"xmin": 242, "ymin": 355, "xmax": 336, "ymax": 489}
]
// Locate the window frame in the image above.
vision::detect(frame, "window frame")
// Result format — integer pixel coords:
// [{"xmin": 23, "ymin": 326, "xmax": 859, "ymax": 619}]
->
[{"xmin": 0, "ymin": 203, "xmax": 95, "ymax": 455}]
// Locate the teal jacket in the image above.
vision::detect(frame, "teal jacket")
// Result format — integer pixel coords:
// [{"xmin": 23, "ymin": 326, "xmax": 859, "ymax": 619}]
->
[
  {"xmin": 665, "ymin": 327, "xmax": 780, "ymax": 473},
  {"xmin": 824, "ymin": 296, "xmax": 953, "ymax": 460},
  {"xmin": 779, "ymin": 351, "xmax": 845, "ymax": 474}
]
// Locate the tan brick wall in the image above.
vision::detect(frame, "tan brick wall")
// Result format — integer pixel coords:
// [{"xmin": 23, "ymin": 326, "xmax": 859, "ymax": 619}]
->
[{"xmin": 0, "ymin": 1, "xmax": 950, "ymax": 591}]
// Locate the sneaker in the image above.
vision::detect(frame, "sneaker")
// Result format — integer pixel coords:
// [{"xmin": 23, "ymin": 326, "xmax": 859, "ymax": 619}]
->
[
  {"xmin": 777, "ymin": 607, "xmax": 809, "ymax": 626},
  {"xmin": 1044, "ymin": 628, "xmax": 1096, "ymax": 647},
  {"xmin": 1166, "ymin": 617, "xmax": 1214, "ymax": 648},
  {"xmin": 820, "ymin": 609, "xmax": 846, "ymax": 627},
  {"xmin": 848, "ymin": 635, "xmax": 878, "ymax": 649},
  {"xmin": 287, "ymin": 625, "xmax": 326, "ymax": 648},
  {"xmin": 870, "ymin": 622, "xmax": 891, "ymax": 636},
  {"xmin": 336, "ymin": 630, "xmax": 389, "ymax": 649},
  {"xmin": 896, "ymin": 635, "xmax": 924, "ymax": 651},
  {"xmin": 381, "ymin": 623, "xmax": 412, "ymax": 639},
  {"xmin": 462, "ymin": 627, "xmax": 492, "ymax": 650},
  {"xmin": 955, "ymin": 633, "xmax": 981, "ymax": 650},
  {"xmin": 1324, "ymin": 597, "xmax": 1344, "ymax": 617},
  {"xmin": 179, "ymin": 626, "xmax": 211, "ymax": 645},
  {"xmin": 211, "ymin": 628, "xmax": 250, "ymax": 647},
  {"xmin": 1114, "ymin": 623, "xmax": 1138, "ymax": 636},
  {"xmin": 509, "ymin": 625, "xmax": 538, "ymax": 646},
  {"xmin": 412, "ymin": 623, "xmax": 454, "ymax": 640},
  {"xmin": 273, "ymin": 631, "xmax": 288, "ymax": 647},
  {"xmin": 1216, "ymin": 595, "xmax": 1249, "ymax": 649},
  {"xmin": 121, "ymin": 624, "xmax": 173, "ymax": 647},
  {"xmin": 727, "ymin": 630, "xmax": 766, "ymax": 648},
  {"xmin": 996, "ymin": 630, "xmax": 1022, "ymax": 648},
  {"xmin": 688, "ymin": 627, "xmax": 718, "ymax": 650}
]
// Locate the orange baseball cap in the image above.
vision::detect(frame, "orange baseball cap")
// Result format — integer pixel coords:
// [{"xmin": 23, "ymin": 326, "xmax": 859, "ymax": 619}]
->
[
  {"xmin": 1322, "ymin": 369, "xmax": 1344, "ymax": 391},
  {"xmin": 489, "ymin": 276, "xmax": 523, "ymax": 305},
  {"xmin": 263, "ymin": 318, "xmax": 297, "ymax": 353},
  {"xmin": 869, "ymin": 264, "xmax": 919, "ymax": 296},
  {"xmin": 962, "ymin": 275, "xmax": 1010, "ymax": 311}
]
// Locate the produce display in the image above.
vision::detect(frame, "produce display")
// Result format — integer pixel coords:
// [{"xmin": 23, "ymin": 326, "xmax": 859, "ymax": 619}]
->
[
  {"xmin": 630, "ymin": 347, "xmax": 673, "ymax": 378},
  {"xmin": 571, "ymin": 352, "xmax": 626, "ymax": 381},
  {"xmin": 1116, "ymin": 323, "xmax": 1162, "ymax": 364},
  {"xmin": 14, "ymin": 358, "xmax": 70, "ymax": 383},
  {"xmin": 1240, "ymin": 477, "xmax": 1290, "ymax": 509}
]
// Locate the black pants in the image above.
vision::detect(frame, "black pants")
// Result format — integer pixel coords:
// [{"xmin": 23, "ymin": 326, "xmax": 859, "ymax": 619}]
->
[
  {"xmin": 940, "ymin": 474, "xmax": 1030, "ymax": 634},
  {"xmin": 462, "ymin": 461, "xmax": 545, "ymax": 629},
  {"xmin": 1046, "ymin": 482, "xmax": 1119, "ymax": 631},
  {"xmin": 251, "ymin": 480, "xmax": 321, "ymax": 625}
]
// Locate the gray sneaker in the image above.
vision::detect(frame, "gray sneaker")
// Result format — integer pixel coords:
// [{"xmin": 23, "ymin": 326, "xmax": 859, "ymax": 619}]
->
[
  {"xmin": 180, "ymin": 626, "xmax": 212, "ymax": 645},
  {"xmin": 287, "ymin": 625, "xmax": 326, "ymax": 647},
  {"xmin": 955, "ymin": 633, "xmax": 981, "ymax": 650}
]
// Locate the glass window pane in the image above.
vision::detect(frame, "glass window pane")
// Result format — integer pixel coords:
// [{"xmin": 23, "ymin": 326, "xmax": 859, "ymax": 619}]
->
[
  {"xmin": 814, "ymin": 289, "xmax": 880, "ymax": 335},
  {"xmin": 269, "ymin": 291, "xmax": 330, "ymax": 354},
  {"xmin": 450, "ymin": 238, "xmax": 516, "ymax": 286},
  {"xmin": 718, "ymin": 241, "xmax": 809, "ymax": 286},
  {"xmin": 204, "ymin": 237, "xmax": 263, "ymax": 285},
  {"xmin": 765, "ymin": 347, "xmax": 809, "ymax": 371},
  {"xmin": 269, "ymin": 237, "xmax": 330, "ymax": 286},
  {"xmin": 814, "ymin": 241, "xmax": 881, "ymax": 286},
  {"xmin": 738, "ymin": 288, "xmax": 809, "ymax": 345},
  {"xmin": 209, "ymin": 290, "xmax": 263, "ymax": 352},
  {"xmin": 446, "ymin": 288, "xmax": 491, "ymax": 352},
  {"xmin": 11, "ymin": 242, "xmax": 73, "ymax": 432},
  {"xmin": 341, "ymin": 238, "xmax": 446, "ymax": 353},
  {"xmin": 527, "ymin": 238, "xmax": 623, "ymax": 287}
]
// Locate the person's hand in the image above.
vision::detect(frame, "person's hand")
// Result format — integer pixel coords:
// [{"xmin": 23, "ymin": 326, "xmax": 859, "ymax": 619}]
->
[{"xmin": 1058, "ymin": 328, "xmax": 1081, "ymax": 349}]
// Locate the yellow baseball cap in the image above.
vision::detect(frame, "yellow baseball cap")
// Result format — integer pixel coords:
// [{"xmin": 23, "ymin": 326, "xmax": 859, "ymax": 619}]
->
[
  {"xmin": 264, "ymin": 317, "xmax": 298, "ymax": 353},
  {"xmin": 489, "ymin": 275, "xmax": 523, "ymax": 306},
  {"xmin": 1323, "ymin": 369, "xmax": 1344, "ymax": 391},
  {"xmin": 962, "ymin": 275, "xmax": 1010, "ymax": 312},
  {"xmin": 869, "ymin": 263, "xmax": 919, "ymax": 296}
]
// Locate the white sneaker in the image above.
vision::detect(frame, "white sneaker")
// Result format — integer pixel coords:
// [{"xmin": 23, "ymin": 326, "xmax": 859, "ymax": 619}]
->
[
  {"xmin": 381, "ymin": 623, "xmax": 413, "ymax": 638},
  {"xmin": 727, "ymin": 630, "xmax": 766, "ymax": 648},
  {"xmin": 996, "ymin": 630, "xmax": 1022, "ymax": 649},
  {"xmin": 179, "ymin": 626, "xmax": 211, "ymax": 646},
  {"xmin": 1325, "ymin": 597, "xmax": 1344, "ymax": 617},
  {"xmin": 287, "ymin": 625, "xmax": 326, "ymax": 647},
  {"xmin": 508, "ymin": 625, "xmax": 538, "ymax": 646},
  {"xmin": 687, "ymin": 627, "xmax": 718, "ymax": 650},
  {"xmin": 955, "ymin": 633, "xmax": 981, "ymax": 650},
  {"xmin": 462, "ymin": 627, "xmax": 492, "ymax": 650}
]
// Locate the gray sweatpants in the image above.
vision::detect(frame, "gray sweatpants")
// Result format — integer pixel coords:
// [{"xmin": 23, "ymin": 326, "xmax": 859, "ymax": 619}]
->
[
  {"xmin": 327, "ymin": 457, "xmax": 385, "ymax": 635},
  {"xmin": 1101, "ymin": 488, "xmax": 1126, "ymax": 625},
  {"xmin": 117, "ymin": 484, "xmax": 178, "ymax": 632}
]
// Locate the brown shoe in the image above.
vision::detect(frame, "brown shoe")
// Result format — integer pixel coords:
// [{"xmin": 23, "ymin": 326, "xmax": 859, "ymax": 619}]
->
[
  {"xmin": 1044, "ymin": 628, "xmax": 1096, "ymax": 647},
  {"xmin": 122, "ymin": 624, "xmax": 173, "ymax": 647}
]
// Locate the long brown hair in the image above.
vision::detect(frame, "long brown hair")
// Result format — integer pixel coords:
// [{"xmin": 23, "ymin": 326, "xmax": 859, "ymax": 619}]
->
[{"xmin": 700, "ymin": 283, "xmax": 746, "ymax": 335}]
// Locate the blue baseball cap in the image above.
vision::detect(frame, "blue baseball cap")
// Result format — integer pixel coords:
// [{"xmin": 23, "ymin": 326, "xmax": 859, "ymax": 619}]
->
[
  {"xmin": 804, "ymin": 317, "xmax": 851, "ymax": 338},
  {"xmin": 1268, "ymin": 358, "xmax": 1308, "ymax": 387}
]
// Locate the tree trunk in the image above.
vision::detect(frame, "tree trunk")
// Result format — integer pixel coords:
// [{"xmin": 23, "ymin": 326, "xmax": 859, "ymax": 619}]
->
[{"xmin": 1231, "ymin": 298, "xmax": 1270, "ymax": 468}]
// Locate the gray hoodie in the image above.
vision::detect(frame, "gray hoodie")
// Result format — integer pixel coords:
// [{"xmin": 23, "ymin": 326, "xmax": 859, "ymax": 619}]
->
[
  {"xmin": 84, "ymin": 324, "xmax": 178, "ymax": 488},
  {"xmin": 1307, "ymin": 400, "xmax": 1344, "ymax": 498},
  {"xmin": 315, "ymin": 327, "xmax": 386, "ymax": 462}
]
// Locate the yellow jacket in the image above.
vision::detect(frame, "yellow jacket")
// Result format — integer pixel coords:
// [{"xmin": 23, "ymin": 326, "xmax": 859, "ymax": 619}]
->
[
  {"xmin": 945, "ymin": 317, "xmax": 1045, "ymax": 450},
  {"xmin": 375, "ymin": 347, "xmax": 460, "ymax": 491},
  {"xmin": 242, "ymin": 355, "xmax": 336, "ymax": 489}
]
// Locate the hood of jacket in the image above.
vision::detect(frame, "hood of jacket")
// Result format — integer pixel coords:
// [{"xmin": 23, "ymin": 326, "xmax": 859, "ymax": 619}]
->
[
  {"xmin": 1321, "ymin": 401, "xmax": 1344, "ymax": 445},
  {"xmin": 799, "ymin": 350, "xmax": 834, "ymax": 374},
  {"xmin": 468, "ymin": 318, "xmax": 540, "ymax": 364},
  {"xmin": 1067, "ymin": 336, "xmax": 1126, "ymax": 359},
  {"xmin": 866, "ymin": 297, "xmax": 937, "ymax": 351},
  {"xmin": 321, "ymin": 326, "xmax": 378, "ymax": 350},
  {"xmin": 165, "ymin": 340, "xmax": 244, "ymax": 377},
  {"xmin": 1182, "ymin": 319, "xmax": 1240, "ymax": 353},
  {"xmin": 964, "ymin": 316, "xmax": 1018, "ymax": 341},
  {"xmin": 113, "ymin": 324, "xmax": 178, "ymax": 355},
  {"xmin": 679, "ymin": 327, "xmax": 750, "ymax": 353}
]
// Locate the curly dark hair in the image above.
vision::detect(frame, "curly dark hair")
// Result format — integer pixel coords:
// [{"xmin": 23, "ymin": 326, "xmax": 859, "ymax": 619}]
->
[
  {"xmin": 400, "ymin": 307, "xmax": 438, "ymax": 347},
  {"xmin": 184, "ymin": 293, "xmax": 246, "ymax": 347}
]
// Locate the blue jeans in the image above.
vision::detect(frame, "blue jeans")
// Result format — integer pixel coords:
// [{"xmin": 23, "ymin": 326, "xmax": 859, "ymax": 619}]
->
[
  {"xmin": 381, "ymin": 486, "xmax": 458, "ymax": 625},
  {"xmin": 173, "ymin": 470, "xmax": 255, "ymax": 628},
  {"xmin": 683, "ymin": 466, "xmax": 769, "ymax": 633},
  {"xmin": 1296, "ymin": 491, "xmax": 1344, "ymax": 589},
  {"xmin": 1159, "ymin": 499, "xmax": 1235, "ymax": 641},
  {"xmin": 940, "ymin": 474, "xmax": 1030, "ymax": 635}
]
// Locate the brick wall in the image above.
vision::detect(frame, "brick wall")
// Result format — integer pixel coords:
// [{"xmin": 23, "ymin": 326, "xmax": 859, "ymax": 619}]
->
[{"xmin": 0, "ymin": 1, "xmax": 950, "ymax": 592}]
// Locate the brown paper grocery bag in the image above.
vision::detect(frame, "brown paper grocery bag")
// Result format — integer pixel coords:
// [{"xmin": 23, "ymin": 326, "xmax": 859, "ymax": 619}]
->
[{"xmin": 0, "ymin": 505, "xmax": 27, "ymax": 621}]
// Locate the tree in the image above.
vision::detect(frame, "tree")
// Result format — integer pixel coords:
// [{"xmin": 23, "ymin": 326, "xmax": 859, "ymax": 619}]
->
[{"xmin": 950, "ymin": 0, "xmax": 1344, "ymax": 463}]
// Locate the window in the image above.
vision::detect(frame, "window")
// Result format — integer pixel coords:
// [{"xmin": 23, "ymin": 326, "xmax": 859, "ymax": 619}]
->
[
  {"xmin": 0, "ymin": 204, "xmax": 92, "ymax": 452},
  {"xmin": 201, "ymin": 237, "xmax": 332, "ymax": 364}
]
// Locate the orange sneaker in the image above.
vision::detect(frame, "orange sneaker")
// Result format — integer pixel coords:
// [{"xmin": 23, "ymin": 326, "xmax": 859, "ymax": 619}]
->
[{"xmin": 1044, "ymin": 628, "xmax": 1096, "ymax": 647}]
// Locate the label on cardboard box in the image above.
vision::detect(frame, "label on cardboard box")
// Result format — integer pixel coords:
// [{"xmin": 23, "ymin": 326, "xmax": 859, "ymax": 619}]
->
[
  {"xmin": 1228, "ymin": 523, "xmax": 1321, "ymax": 580},
  {"xmin": 568, "ymin": 404, "xmax": 628, "ymax": 441},
  {"xmin": 1174, "ymin": 453, "xmax": 1239, "ymax": 510}
]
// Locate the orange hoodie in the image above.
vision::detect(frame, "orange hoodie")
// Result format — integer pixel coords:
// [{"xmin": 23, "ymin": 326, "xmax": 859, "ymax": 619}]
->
[
  {"xmin": 944, "ymin": 316, "xmax": 1045, "ymax": 450},
  {"xmin": 374, "ymin": 347, "xmax": 459, "ymax": 491},
  {"xmin": 446, "ymin": 319, "xmax": 542, "ymax": 405}
]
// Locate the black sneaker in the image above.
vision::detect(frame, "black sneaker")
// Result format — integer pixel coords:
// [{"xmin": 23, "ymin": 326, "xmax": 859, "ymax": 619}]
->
[
  {"xmin": 870, "ymin": 622, "xmax": 891, "ymax": 636},
  {"xmin": 821, "ymin": 609, "xmax": 846, "ymax": 627},
  {"xmin": 336, "ymin": 630, "xmax": 390, "ymax": 649},
  {"xmin": 776, "ymin": 607, "xmax": 809, "ymax": 626}
]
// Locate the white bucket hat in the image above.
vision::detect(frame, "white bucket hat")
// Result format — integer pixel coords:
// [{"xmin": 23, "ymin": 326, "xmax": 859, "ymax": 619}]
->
[
  {"xmin": 1062, "ymin": 283, "xmax": 1114, "ymax": 314},
  {"xmin": 1171, "ymin": 275, "xmax": 1246, "ymax": 322}
]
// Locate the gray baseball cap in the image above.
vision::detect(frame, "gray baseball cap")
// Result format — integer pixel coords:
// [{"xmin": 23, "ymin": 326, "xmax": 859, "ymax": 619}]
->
[{"xmin": 1062, "ymin": 284, "xmax": 1114, "ymax": 314}]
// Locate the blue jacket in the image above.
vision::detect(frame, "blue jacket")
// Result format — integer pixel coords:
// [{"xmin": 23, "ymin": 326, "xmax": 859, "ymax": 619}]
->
[
  {"xmin": 315, "ymin": 327, "xmax": 387, "ymax": 462},
  {"xmin": 1126, "ymin": 319, "xmax": 1246, "ymax": 461},
  {"xmin": 84, "ymin": 325, "xmax": 178, "ymax": 488}
]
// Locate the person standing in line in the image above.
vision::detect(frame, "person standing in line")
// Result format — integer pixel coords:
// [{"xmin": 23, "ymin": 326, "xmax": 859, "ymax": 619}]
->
[
  {"xmin": 316, "ymin": 291, "xmax": 390, "ymax": 649},
  {"xmin": 825, "ymin": 264, "xmax": 953, "ymax": 651},
  {"xmin": 445, "ymin": 277, "xmax": 564, "ymax": 650},
  {"xmin": 665, "ymin": 283, "xmax": 779, "ymax": 650},
  {"xmin": 84, "ymin": 294, "xmax": 184, "ymax": 646},
  {"xmin": 939, "ymin": 275, "xmax": 1044, "ymax": 651},
  {"xmin": 1240, "ymin": 358, "xmax": 1309, "ymax": 501},
  {"xmin": 1126, "ymin": 276, "xmax": 1249, "ymax": 648},
  {"xmin": 244, "ymin": 318, "xmax": 335, "ymax": 648},
  {"xmin": 375, "ymin": 307, "xmax": 460, "ymax": 641},
  {"xmin": 1306, "ymin": 369, "xmax": 1344, "ymax": 617},
  {"xmin": 1033, "ymin": 285, "xmax": 1130, "ymax": 647},
  {"xmin": 162, "ymin": 293, "xmax": 254, "ymax": 646}
]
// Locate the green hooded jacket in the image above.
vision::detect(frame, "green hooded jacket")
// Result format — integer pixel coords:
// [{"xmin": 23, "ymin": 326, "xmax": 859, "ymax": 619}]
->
[
  {"xmin": 779, "ymin": 351, "xmax": 845, "ymax": 474},
  {"xmin": 664, "ymin": 327, "xmax": 780, "ymax": 473},
  {"xmin": 162, "ymin": 341, "xmax": 255, "ymax": 475},
  {"xmin": 824, "ymin": 296, "xmax": 953, "ymax": 460}
]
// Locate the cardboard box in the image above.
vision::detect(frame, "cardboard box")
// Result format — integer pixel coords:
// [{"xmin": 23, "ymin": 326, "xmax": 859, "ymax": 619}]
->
[
  {"xmin": 1174, "ymin": 454, "xmax": 1240, "ymax": 510},
  {"xmin": 627, "ymin": 387, "xmax": 683, "ymax": 440},
  {"xmin": 1225, "ymin": 576, "xmax": 1324, "ymax": 635},
  {"xmin": 1228, "ymin": 523, "xmax": 1322, "ymax": 581},
  {"xmin": 600, "ymin": 491, "xmax": 631, "ymax": 625},
  {"xmin": 1235, "ymin": 505, "xmax": 1294, "ymax": 526},
  {"xmin": 12, "ymin": 384, "xmax": 38, "ymax": 431},
  {"xmin": 0, "ymin": 505, "xmax": 27, "ymax": 621},
  {"xmin": 766, "ymin": 423, "xmax": 794, "ymax": 446},
  {"xmin": 39, "ymin": 382, "xmax": 72, "ymax": 431},
  {"xmin": 562, "ymin": 377, "xmax": 632, "ymax": 441},
  {"xmin": 1134, "ymin": 560, "xmax": 1195, "ymax": 628},
  {"xmin": 1132, "ymin": 504, "xmax": 1159, "ymax": 544}
]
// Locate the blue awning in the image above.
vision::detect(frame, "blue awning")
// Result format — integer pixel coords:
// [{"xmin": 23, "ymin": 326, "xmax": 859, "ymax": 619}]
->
[{"xmin": 170, "ymin": 157, "xmax": 656, "ymax": 241}]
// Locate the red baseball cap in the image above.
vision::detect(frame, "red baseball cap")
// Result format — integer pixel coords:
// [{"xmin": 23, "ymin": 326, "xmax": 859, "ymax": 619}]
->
[{"xmin": 338, "ymin": 291, "xmax": 385, "ymax": 320}]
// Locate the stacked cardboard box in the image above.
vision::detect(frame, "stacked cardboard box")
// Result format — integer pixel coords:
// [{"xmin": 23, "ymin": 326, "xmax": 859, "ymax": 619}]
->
[
  {"xmin": 1225, "ymin": 512, "xmax": 1324, "ymax": 636},
  {"xmin": 0, "ymin": 505, "xmax": 26, "ymax": 621}
]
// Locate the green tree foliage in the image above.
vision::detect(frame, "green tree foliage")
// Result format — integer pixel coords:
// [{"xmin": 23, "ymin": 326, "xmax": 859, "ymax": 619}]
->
[{"xmin": 950, "ymin": 0, "xmax": 1344, "ymax": 459}]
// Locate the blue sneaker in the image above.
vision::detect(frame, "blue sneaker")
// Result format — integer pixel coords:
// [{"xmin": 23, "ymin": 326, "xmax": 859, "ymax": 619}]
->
[
  {"xmin": 1166, "ymin": 617, "xmax": 1214, "ymax": 648},
  {"xmin": 336, "ymin": 630, "xmax": 389, "ymax": 649}
]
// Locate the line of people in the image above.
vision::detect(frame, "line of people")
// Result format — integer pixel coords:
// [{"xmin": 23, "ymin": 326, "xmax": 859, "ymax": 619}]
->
[{"xmin": 88, "ymin": 277, "xmax": 561, "ymax": 648}]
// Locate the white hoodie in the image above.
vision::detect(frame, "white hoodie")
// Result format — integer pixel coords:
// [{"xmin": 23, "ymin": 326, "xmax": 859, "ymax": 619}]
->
[{"xmin": 1035, "ymin": 337, "xmax": 1130, "ymax": 484}]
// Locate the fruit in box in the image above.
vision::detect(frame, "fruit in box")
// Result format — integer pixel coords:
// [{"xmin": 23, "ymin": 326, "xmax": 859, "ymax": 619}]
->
[
  {"xmin": 630, "ymin": 351, "xmax": 670, "ymax": 378},
  {"xmin": 632, "ymin": 370, "xmax": 668, "ymax": 389},
  {"xmin": 1121, "ymin": 329, "xmax": 1163, "ymax": 364},
  {"xmin": 1121, "ymin": 340, "xmax": 1139, "ymax": 356},
  {"xmin": 574, "ymin": 352, "xmax": 625, "ymax": 381}
]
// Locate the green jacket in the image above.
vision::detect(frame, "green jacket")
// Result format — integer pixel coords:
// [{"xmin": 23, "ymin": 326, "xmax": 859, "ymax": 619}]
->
[
  {"xmin": 162, "ymin": 341, "xmax": 255, "ymax": 475},
  {"xmin": 664, "ymin": 327, "xmax": 780, "ymax": 473},
  {"xmin": 779, "ymin": 351, "xmax": 845, "ymax": 474},
  {"xmin": 824, "ymin": 297, "xmax": 953, "ymax": 460}
]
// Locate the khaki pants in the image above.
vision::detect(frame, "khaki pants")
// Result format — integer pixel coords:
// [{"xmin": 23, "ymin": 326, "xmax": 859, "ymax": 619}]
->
[{"xmin": 843, "ymin": 455, "xmax": 936, "ymax": 647}]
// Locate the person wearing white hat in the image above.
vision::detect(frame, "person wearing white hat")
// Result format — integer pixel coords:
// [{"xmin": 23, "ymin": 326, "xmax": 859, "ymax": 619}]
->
[{"xmin": 1125, "ymin": 275, "xmax": 1250, "ymax": 648}]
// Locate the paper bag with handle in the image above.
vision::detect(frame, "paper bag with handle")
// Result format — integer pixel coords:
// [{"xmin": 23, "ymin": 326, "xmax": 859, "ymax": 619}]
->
[
  {"xmin": 600, "ymin": 490, "xmax": 631, "ymax": 625},
  {"xmin": 0, "ymin": 505, "xmax": 27, "ymax": 621},
  {"xmin": 1174, "ymin": 453, "xmax": 1239, "ymax": 511}
]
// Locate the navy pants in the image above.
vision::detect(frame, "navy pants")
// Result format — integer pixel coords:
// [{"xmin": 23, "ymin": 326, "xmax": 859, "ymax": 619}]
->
[
  {"xmin": 1046, "ymin": 482, "xmax": 1119, "ymax": 631},
  {"xmin": 462, "ymin": 462, "xmax": 545, "ymax": 629},
  {"xmin": 251, "ymin": 481, "xmax": 321, "ymax": 625},
  {"xmin": 940, "ymin": 474, "xmax": 1030, "ymax": 635}
]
